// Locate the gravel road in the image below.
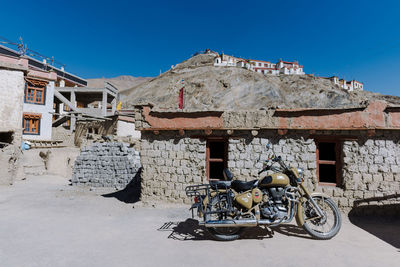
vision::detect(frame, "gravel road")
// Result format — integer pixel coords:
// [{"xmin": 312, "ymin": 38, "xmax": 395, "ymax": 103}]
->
[{"xmin": 0, "ymin": 175, "xmax": 399, "ymax": 267}]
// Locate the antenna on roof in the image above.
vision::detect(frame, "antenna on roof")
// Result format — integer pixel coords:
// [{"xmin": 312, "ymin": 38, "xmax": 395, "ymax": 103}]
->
[{"xmin": 18, "ymin": 36, "xmax": 27, "ymax": 56}]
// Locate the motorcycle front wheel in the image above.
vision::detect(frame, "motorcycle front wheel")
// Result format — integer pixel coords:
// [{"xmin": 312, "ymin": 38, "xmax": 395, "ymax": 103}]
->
[
  {"xmin": 204, "ymin": 195, "xmax": 242, "ymax": 241},
  {"xmin": 301, "ymin": 196, "xmax": 342, "ymax": 240}
]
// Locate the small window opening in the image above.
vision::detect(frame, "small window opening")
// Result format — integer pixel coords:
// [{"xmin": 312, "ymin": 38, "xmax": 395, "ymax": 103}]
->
[
  {"xmin": 316, "ymin": 141, "xmax": 342, "ymax": 185},
  {"xmin": 207, "ymin": 140, "xmax": 227, "ymax": 180},
  {"xmin": 0, "ymin": 131, "xmax": 13, "ymax": 148}
]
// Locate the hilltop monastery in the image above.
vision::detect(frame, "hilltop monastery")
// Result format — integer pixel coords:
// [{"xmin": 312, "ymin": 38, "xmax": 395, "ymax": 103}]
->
[{"xmin": 213, "ymin": 52, "xmax": 363, "ymax": 91}]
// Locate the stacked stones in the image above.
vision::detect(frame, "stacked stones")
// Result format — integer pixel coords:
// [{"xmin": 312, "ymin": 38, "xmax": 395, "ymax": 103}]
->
[
  {"xmin": 139, "ymin": 130, "xmax": 400, "ymax": 213},
  {"xmin": 340, "ymin": 136, "xmax": 400, "ymax": 214},
  {"xmin": 72, "ymin": 142, "xmax": 141, "ymax": 188},
  {"xmin": 227, "ymin": 135, "xmax": 317, "ymax": 187},
  {"xmin": 140, "ymin": 132, "xmax": 206, "ymax": 203}
]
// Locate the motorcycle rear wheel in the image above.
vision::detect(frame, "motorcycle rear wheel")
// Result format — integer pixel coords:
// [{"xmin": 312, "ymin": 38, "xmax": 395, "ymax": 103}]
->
[
  {"xmin": 204, "ymin": 195, "xmax": 242, "ymax": 241},
  {"xmin": 301, "ymin": 196, "xmax": 341, "ymax": 240}
]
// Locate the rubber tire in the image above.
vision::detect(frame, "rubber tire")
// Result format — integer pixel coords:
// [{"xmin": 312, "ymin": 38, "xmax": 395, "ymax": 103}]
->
[
  {"xmin": 206, "ymin": 227, "xmax": 243, "ymax": 241},
  {"xmin": 204, "ymin": 195, "xmax": 242, "ymax": 241},
  {"xmin": 302, "ymin": 197, "xmax": 342, "ymax": 240}
]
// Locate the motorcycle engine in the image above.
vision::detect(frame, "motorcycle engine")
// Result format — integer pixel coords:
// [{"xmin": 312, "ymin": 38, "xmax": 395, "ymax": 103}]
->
[{"xmin": 260, "ymin": 187, "xmax": 288, "ymax": 221}]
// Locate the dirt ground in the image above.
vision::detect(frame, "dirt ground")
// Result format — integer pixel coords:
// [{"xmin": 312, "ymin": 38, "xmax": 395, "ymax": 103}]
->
[{"xmin": 0, "ymin": 175, "xmax": 399, "ymax": 267}]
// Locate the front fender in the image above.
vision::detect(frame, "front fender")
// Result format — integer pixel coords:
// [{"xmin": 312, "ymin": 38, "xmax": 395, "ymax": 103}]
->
[{"xmin": 295, "ymin": 192, "xmax": 330, "ymax": 227}]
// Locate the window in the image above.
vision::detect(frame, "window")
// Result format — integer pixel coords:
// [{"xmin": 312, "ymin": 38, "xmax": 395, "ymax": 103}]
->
[
  {"xmin": 206, "ymin": 139, "xmax": 228, "ymax": 180},
  {"xmin": 316, "ymin": 140, "xmax": 342, "ymax": 185},
  {"xmin": 23, "ymin": 113, "xmax": 41, "ymax": 135},
  {"xmin": 25, "ymin": 79, "xmax": 47, "ymax": 105}
]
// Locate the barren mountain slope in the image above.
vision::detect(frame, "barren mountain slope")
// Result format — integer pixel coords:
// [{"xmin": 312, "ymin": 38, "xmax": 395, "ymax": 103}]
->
[
  {"xmin": 124, "ymin": 54, "xmax": 400, "ymax": 110},
  {"xmin": 87, "ymin": 75, "xmax": 151, "ymax": 92}
]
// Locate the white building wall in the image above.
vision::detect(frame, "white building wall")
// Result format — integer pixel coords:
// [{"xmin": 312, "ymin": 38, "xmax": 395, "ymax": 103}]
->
[
  {"xmin": 0, "ymin": 69, "xmax": 24, "ymax": 138},
  {"xmin": 117, "ymin": 120, "xmax": 141, "ymax": 139},
  {"xmin": 22, "ymin": 81, "xmax": 55, "ymax": 141}
]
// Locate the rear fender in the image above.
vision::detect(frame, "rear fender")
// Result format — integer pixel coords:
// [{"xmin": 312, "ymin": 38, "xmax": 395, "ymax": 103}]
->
[{"xmin": 295, "ymin": 192, "xmax": 330, "ymax": 227}]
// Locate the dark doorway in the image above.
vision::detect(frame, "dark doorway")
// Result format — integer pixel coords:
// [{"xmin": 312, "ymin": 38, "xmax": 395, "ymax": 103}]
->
[
  {"xmin": 0, "ymin": 131, "xmax": 13, "ymax": 148},
  {"xmin": 206, "ymin": 139, "xmax": 228, "ymax": 180}
]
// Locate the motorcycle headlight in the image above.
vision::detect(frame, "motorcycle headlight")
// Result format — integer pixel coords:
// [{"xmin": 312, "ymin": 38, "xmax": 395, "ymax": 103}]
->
[{"xmin": 296, "ymin": 168, "xmax": 304, "ymax": 182}]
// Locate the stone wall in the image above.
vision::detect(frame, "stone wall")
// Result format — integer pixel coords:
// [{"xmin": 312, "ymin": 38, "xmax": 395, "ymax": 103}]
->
[
  {"xmin": 140, "ymin": 132, "xmax": 206, "ymax": 203},
  {"xmin": 140, "ymin": 130, "xmax": 400, "ymax": 213},
  {"xmin": 72, "ymin": 142, "xmax": 141, "ymax": 188},
  {"xmin": 340, "ymin": 134, "xmax": 400, "ymax": 215}
]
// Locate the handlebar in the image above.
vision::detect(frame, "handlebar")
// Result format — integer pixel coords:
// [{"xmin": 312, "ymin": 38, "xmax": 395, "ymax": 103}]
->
[{"xmin": 258, "ymin": 155, "xmax": 286, "ymax": 175}]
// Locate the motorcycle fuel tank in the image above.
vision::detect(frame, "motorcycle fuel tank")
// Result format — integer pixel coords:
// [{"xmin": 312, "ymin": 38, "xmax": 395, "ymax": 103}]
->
[
  {"xmin": 235, "ymin": 191, "xmax": 253, "ymax": 209},
  {"xmin": 259, "ymin": 173, "xmax": 290, "ymax": 187},
  {"xmin": 252, "ymin": 188, "xmax": 262, "ymax": 204}
]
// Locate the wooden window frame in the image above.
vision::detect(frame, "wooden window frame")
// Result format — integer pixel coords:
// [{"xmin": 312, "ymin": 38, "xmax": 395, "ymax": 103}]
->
[
  {"xmin": 25, "ymin": 79, "xmax": 47, "ymax": 105},
  {"xmin": 315, "ymin": 138, "xmax": 342, "ymax": 186},
  {"xmin": 206, "ymin": 138, "xmax": 228, "ymax": 181},
  {"xmin": 22, "ymin": 113, "xmax": 41, "ymax": 135}
]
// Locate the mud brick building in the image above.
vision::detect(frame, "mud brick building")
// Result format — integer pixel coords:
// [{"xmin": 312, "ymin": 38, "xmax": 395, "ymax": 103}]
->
[{"xmin": 134, "ymin": 101, "xmax": 400, "ymax": 213}]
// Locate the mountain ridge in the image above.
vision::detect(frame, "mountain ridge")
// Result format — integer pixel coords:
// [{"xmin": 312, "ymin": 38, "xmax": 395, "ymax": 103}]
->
[{"xmin": 122, "ymin": 53, "xmax": 400, "ymax": 110}]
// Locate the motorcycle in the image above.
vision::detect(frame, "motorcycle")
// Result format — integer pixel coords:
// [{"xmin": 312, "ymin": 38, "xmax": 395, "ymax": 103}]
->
[{"xmin": 185, "ymin": 144, "xmax": 342, "ymax": 241}]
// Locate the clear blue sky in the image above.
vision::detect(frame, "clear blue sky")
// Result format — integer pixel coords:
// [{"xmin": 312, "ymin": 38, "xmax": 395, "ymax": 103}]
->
[{"xmin": 1, "ymin": 0, "xmax": 400, "ymax": 96}]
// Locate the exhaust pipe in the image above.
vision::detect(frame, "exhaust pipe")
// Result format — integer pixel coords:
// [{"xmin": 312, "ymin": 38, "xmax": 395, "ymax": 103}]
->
[
  {"xmin": 200, "ymin": 219, "xmax": 274, "ymax": 228},
  {"xmin": 201, "ymin": 219, "xmax": 257, "ymax": 228}
]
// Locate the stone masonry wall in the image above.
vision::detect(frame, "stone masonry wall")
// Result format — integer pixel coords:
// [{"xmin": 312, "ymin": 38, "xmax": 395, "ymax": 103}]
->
[
  {"xmin": 140, "ymin": 132, "xmax": 206, "ymax": 203},
  {"xmin": 72, "ymin": 142, "xmax": 141, "ymax": 188},
  {"xmin": 140, "ymin": 130, "xmax": 400, "ymax": 213},
  {"xmin": 340, "ymin": 132, "xmax": 400, "ymax": 215}
]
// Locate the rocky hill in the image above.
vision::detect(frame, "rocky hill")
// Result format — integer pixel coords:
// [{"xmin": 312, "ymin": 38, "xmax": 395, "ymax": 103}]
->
[
  {"xmin": 87, "ymin": 75, "xmax": 151, "ymax": 92},
  {"xmin": 123, "ymin": 54, "xmax": 400, "ymax": 110}
]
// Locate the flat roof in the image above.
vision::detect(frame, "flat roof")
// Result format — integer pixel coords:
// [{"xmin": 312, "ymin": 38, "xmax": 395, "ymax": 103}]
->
[{"xmin": 0, "ymin": 44, "xmax": 87, "ymax": 86}]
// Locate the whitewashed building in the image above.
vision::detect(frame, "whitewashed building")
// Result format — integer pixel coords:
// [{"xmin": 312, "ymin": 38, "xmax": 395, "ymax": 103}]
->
[
  {"xmin": 330, "ymin": 76, "xmax": 363, "ymax": 91},
  {"xmin": 214, "ymin": 53, "xmax": 304, "ymax": 76},
  {"xmin": 276, "ymin": 60, "xmax": 304, "ymax": 75},
  {"xmin": 214, "ymin": 53, "xmax": 239, "ymax": 67}
]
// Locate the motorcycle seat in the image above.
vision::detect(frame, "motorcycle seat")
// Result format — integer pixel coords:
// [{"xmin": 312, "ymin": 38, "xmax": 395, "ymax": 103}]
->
[
  {"xmin": 209, "ymin": 180, "xmax": 232, "ymax": 190},
  {"xmin": 231, "ymin": 179, "xmax": 258, "ymax": 192}
]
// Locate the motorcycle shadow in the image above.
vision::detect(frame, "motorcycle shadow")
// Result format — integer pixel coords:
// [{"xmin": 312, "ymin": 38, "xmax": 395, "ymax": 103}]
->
[
  {"xmin": 270, "ymin": 224, "xmax": 313, "ymax": 239},
  {"xmin": 159, "ymin": 219, "xmax": 308, "ymax": 241}
]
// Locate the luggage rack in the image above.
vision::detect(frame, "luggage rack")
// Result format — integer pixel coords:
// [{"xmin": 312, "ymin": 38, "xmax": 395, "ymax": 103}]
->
[
  {"xmin": 185, "ymin": 184, "xmax": 211, "ymax": 197},
  {"xmin": 185, "ymin": 183, "xmax": 235, "ymax": 218}
]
